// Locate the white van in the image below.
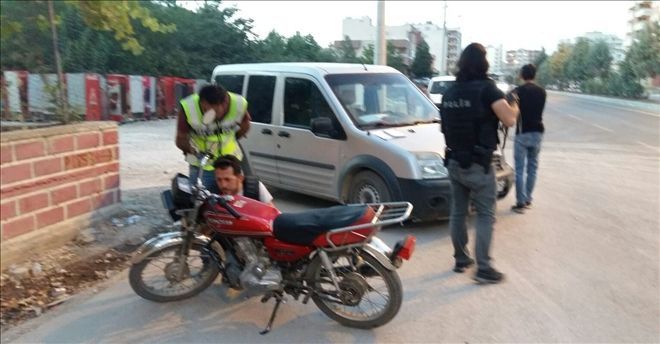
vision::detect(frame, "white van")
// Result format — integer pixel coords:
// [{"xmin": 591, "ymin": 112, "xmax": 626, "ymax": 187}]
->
[{"xmin": 212, "ymin": 63, "xmax": 513, "ymax": 221}]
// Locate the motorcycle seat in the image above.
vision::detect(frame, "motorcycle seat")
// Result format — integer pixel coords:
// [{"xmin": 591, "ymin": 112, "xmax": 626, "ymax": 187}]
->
[{"xmin": 273, "ymin": 205, "xmax": 369, "ymax": 245}]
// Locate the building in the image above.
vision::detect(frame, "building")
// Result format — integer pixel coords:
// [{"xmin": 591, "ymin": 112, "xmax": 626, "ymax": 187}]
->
[
  {"xmin": 581, "ymin": 31, "xmax": 625, "ymax": 65},
  {"xmin": 339, "ymin": 17, "xmax": 461, "ymax": 74},
  {"xmin": 504, "ymin": 49, "xmax": 542, "ymax": 75},
  {"xmin": 486, "ymin": 44, "xmax": 504, "ymax": 75},
  {"xmin": 626, "ymin": 1, "xmax": 660, "ymax": 47},
  {"xmin": 446, "ymin": 29, "xmax": 462, "ymax": 74}
]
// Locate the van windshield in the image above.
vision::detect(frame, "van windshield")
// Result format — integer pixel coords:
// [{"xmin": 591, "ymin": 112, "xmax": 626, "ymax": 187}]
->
[
  {"xmin": 325, "ymin": 73, "xmax": 439, "ymax": 130},
  {"xmin": 429, "ymin": 80, "xmax": 455, "ymax": 94}
]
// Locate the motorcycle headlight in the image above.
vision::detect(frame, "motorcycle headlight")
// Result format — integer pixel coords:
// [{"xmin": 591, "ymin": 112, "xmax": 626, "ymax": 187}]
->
[{"xmin": 414, "ymin": 152, "xmax": 448, "ymax": 179}]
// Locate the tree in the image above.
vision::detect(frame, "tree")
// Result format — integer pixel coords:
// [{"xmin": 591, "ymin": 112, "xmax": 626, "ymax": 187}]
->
[
  {"xmin": 626, "ymin": 22, "xmax": 660, "ymax": 79},
  {"xmin": 536, "ymin": 60, "xmax": 552, "ymax": 87},
  {"xmin": 70, "ymin": 0, "xmax": 176, "ymax": 55},
  {"xmin": 338, "ymin": 35, "xmax": 359, "ymax": 63},
  {"xmin": 586, "ymin": 40, "xmax": 612, "ymax": 79},
  {"xmin": 361, "ymin": 44, "xmax": 374, "ymax": 64},
  {"xmin": 360, "ymin": 43, "xmax": 407, "ymax": 72},
  {"xmin": 549, "ymin": 42, "xmax": 573, "ymax": 89},
  {"xmin": 410, "ymin": 39, "xmax": 433, "ymax": 78},
  {"xmin": 566, "ymin": 37, "xmax": 591, "ymax": 82},
  {"xmin": 534, "ymin": 47, "xmax": 548, "ymax": 67}
]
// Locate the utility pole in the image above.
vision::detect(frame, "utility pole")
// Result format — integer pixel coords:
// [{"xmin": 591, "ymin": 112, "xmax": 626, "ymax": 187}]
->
[
  {"xmin": 442, "ymin": 0, "xmax": 448, "ymax": 75},
  {"xmin": 47, "ymin": 0, "xmax": 68, "ymax": 122},
  {"xmin": 374, "ymin": 0, "xmax": 386, "ymax": 65}
]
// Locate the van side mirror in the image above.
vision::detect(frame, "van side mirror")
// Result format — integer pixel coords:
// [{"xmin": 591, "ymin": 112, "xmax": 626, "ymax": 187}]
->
[{"xmin": 310, "ymin": 117, "xmax": 334, "ymax": 137}]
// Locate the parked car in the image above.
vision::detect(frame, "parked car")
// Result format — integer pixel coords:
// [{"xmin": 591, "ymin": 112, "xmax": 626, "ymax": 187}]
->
[
  {"xmin": 212, "ymin": 63, "xmax": 513, "ymax": 221},
  {"xmin": 427, "ymin": 75, "xmax": 456, "ymax": 108}
]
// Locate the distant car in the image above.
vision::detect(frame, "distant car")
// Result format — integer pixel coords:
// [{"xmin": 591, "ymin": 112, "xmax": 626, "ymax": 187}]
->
[{"xmin": 427, "ymin": 75, "xmax": 456, "ymax": 108}]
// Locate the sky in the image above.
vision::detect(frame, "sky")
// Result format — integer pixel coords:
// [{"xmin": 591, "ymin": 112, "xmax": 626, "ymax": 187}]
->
[{"xmin": 180, "ymin": 1, "xmax": 632, "ymax": 53}]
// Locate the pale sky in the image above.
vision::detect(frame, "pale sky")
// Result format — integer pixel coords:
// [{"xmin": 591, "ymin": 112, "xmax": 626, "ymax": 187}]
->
[{"xmin": 180, "ymin": 1, "xmax": 632, "ymax": 53}]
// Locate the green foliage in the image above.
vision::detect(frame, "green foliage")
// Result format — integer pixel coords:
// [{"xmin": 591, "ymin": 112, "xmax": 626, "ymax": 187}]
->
[
  {"xmin": 626, "ymin": 22, "xmax": 660, "ymax": 79},
  {"xmin": 360, "ymin": 43, "xmax": 407, "ymax": 73},
  {"xmin": 410, "ymin": 39, "xmax": 433, "ymax": 78},
  {"xmin": 586, "ymin": 40, "xmax": 612, "ymax": 79},
  {"xmin": 338, "ymin": 36, "xmax": 359, "ymax": 63},
  {"xmin": 566, "ymin": 37, "xmax": 590, "ymax": 82},
  {"xmin": 68, "ymin": 0, "xmax": 176, "ymax": 55},
  {"xmin": 534, "ymin": 48, "xmax": 548, "ymax": 67}
]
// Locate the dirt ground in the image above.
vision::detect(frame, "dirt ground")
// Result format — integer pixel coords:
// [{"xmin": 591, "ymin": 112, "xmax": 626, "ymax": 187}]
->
[{"xmin": 1, "ymin": 119, "xmax": 186, "ymax": 332}]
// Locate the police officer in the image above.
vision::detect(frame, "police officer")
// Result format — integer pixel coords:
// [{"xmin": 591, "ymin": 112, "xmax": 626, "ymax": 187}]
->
[
  {"xmin": 175, "ymin": 84, "xmax": 251, "ymax": 194},
  {"xmin": 440, "ymin": 43, "xmax": 519, "ymax": 284}
]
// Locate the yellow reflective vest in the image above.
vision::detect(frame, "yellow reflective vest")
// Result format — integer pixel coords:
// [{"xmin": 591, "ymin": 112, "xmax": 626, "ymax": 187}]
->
[{"xmin": 180, "ymin": 92, "xmax": 247, "ymax": 171}]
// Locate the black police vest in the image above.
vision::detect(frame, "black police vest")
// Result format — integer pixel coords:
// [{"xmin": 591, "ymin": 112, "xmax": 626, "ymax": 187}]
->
[
  {"xmin": 242, "ymin": 176, "xmax": 260, "ymax": 201},
  {"xmin": 440, "ymin": 80, "xmax": 499, "ymax": 169}
]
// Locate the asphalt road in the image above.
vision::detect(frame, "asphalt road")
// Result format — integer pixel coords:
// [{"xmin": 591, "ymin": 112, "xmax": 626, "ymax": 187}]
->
[{"xmin": 4, "ymin": 93, "xmax": 659, "ymax": 343}]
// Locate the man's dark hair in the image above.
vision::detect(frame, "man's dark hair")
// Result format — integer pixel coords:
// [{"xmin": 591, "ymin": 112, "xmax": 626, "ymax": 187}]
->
[
  {"xmin": 455, "ymin": 43, "xmax": 489, "ymax": 82},
  {"xmin": 213, "ymin": 155, "xmax": 242, "ymax": 175},
  {"xmin": 521, "ymin": 64, "xmax": 536, "ymax": 81},
  {"xmin": 199, "ymin": 84, "xmax": 227, "ymax": 105}
]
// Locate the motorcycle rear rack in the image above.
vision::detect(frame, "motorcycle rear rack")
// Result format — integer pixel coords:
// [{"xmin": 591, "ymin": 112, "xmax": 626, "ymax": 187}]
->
[{"xmin": 322, "ymin": 202, "xmax": 413, "ymax": 251}]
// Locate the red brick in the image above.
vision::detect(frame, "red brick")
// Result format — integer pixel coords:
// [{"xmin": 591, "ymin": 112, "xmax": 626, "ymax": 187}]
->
[
  {"xmin": 76, "ymin": 133, "xmax": 100, "ymax": 150},
  {"xmin": 79, "ymin": 178, "xmax": 102, "ymax": 197},
  {"xmin": 2, "ymin": 215, "xmax": 35, "ymax": 240},
  {"xmin": 94, "ymin": 148, "xmax": 113, "ymax": 164},
  {"xmin": 35, "ymin": 206, "xmax": 64, "ymax": 228},
  {"xmin": 1, "ymin": 144, "xmax": 13, "ymax": 163},
  {"xmin": 67, "ymin": 198, "xmax": 92, "ymax": 218},
  {"xmin": 102, "ymin": 130, "xmax": 118, "ymax": 145},
  {"xmin": 48, "ymin": 135, "xmax": 74, "ymax": 154},
  {"xmin": 18, "ymin": 192, "xmax": 49, "ymax": 214},
  {"xmin": 51, "ymin": 184, "xmax": 78, "ymax": 205},
  {"xmin": 14, "ymin": 141, "xmax": 45, "ymax": 160},
  {"xmin": 112, "ymin": 146, "xmax": 119, "ymax": 160},
  {"xmin": 95, "ymin": 162, "xmax": 120, "ymax": 175},
  {"xmin": 1, "ymin": 163, "xmax": 32, "ymax": 185},
  {"xmin": 1, "ymin": 201, "xmax": 16, "ymax": 221},
  {"xmin": 0, "ymin": 166, "xmax": 97, "ymax": 199},
  {"xmin": 94, "ymin": 191, "xmax": 116, "ymax": 208},
  {"xmin": 103, "ymin": 173, "xmax": 120, "ymax": 190},
  {"xmin": 64, "ymin": 151, "xmax": 94, "ymax": 170},
  {"xmin": 34, "ymin": 157, "xmax": 62, "ymax": 177}
]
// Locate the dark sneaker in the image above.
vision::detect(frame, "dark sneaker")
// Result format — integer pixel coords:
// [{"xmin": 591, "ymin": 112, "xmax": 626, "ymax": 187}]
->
[
  {"xmin": 453, "ymin": 259, "xmax": 475, "ymax": 273},
  {"xmin": 511, "ymin": 204, "xmax": 526, "ymax": 214},
  {"xmin": 473, "ymin": 268, "xmax": 505, "ymax": 284},
  {"xmin": 524, "ymin": 201, "xmax": 532, "ymax": 209}
]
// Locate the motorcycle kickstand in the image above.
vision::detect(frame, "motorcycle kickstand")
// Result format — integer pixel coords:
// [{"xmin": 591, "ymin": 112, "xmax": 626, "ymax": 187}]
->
[{"xmin": 259, "ymin": 292, "xmax": 285, "ymax": 335}]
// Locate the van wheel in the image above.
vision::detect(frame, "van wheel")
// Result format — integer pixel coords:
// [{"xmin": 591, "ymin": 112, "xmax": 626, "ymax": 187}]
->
[{"xmin": 348, "ymin": 171, "xmax": 391, "ymax": 204}]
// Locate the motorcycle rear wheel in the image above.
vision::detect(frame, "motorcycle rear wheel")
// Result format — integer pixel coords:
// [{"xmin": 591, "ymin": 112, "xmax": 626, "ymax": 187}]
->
[
  {"xmin": 129, "ymin": 243, "xmax": 219, "ymax": 302},
  {"xmin": 308, "ymin": 250, "xmax": 403, "ymax": 329}
]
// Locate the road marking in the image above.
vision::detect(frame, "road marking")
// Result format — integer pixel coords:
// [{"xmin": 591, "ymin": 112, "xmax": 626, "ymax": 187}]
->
[
  {"xmin": 551, "ymin": 93, "xmax": 660, "ymax": 118},
  {"xmin": 565, "ymin": 113, "xmax": 613, "ymax": 133},
  {"xmin": 636, "ymin": 140, "xmax": 660, "ymax": 154}
]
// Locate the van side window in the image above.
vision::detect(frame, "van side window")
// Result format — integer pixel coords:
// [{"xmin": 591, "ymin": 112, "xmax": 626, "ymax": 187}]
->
[
  {"xmin": 215, "ymin": 75, "xmax": 244, "ymax": 95},
  {"xmin": 246, "ymin": 75, "xmax": 276, "ymax": 124},
  {"xmin": 284, "ymin": 78, "xmax": 334, "ymax": 129}
]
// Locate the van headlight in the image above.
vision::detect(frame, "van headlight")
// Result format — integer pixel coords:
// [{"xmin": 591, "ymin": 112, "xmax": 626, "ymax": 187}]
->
[{"xmin": 414, "ymin": 152, "xmax": 448, "ymax": 179}]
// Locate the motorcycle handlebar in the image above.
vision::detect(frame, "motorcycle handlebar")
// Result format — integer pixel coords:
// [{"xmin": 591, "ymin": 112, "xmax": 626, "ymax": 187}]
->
[{"xmin": 208, "ymin": 194, "xmax": 242, "ymax": 219}]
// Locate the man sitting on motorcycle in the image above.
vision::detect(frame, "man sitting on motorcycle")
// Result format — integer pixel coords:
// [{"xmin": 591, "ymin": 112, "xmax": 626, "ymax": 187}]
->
[{"xmin": 213, "ymin": 155, "xmax": 274, "ymax": 206}]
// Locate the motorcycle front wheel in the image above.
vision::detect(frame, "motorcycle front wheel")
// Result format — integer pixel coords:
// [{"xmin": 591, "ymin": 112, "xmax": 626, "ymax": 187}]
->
[
  {"xmin": 307, "ymin": 250, "xmax": 403, "ymax": 329},
  {"xmin": 129, "ymin": 243, "xmax": 219, "ymax": 302}
]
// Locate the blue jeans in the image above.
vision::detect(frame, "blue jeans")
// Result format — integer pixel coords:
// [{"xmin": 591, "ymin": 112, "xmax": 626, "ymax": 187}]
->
[
  {"xmin": 189, "ymin": 165, "xmax": 220, "ymax": 194},
  {"xmin": 514, "ymin": 132, "xmax": 543, "ymax": 206},
  {"xmin": 447, "ymin": 160, "xmax": 497, "ymax": 271}
]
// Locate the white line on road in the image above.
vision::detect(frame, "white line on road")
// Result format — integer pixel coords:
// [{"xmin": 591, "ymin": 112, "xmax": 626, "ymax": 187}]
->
[
  {"xmin": 565, "ymin": 113, "xmax": 613, "ymax": 133},
  {"xmin": 636, "ymin": 140, "xmax": 660, "ymax": 154}
]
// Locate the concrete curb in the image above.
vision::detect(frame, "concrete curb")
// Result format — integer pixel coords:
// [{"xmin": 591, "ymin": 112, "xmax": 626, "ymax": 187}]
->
[{"xmin": 548, "ymin": 90, "xmax": 659, "ymax": 115}]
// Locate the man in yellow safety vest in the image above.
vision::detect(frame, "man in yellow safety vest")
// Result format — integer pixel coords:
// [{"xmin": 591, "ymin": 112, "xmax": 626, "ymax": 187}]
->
[{"xmin": 175, "ymin": 84, "xmax": 251, "ymax": 193}]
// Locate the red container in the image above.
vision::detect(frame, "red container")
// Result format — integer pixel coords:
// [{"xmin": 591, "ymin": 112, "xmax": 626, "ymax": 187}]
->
[{"xmin": 106, "ymin": 74, "xmax": 130, "ymax": 122}]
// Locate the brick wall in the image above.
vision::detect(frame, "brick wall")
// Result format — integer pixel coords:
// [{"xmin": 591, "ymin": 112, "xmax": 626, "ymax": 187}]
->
[{"xmin": 1, "ymin": 122, "xmax": 120, "ymax": 267}]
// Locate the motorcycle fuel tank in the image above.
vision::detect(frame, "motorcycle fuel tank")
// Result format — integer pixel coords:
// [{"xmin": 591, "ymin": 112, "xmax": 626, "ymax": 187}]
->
[{"xmin": 205, "ymin": 195, "xmax": 280, "ymax": 237}]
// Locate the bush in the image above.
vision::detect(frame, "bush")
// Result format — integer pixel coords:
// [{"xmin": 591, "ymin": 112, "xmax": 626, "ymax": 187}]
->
[
  {"xmin": 581, "ymin": 78, "xmax": 608, "ymax": 95},
  {"xmin": 606, "ymin": 73, "xmax": 645, "ymax": 99}
]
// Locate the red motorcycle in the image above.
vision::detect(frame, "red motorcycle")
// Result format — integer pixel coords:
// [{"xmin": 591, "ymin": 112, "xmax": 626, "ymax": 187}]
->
[{"xmin": 128, "ymin": 152, "xmax": 416, "ymax": 334}]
